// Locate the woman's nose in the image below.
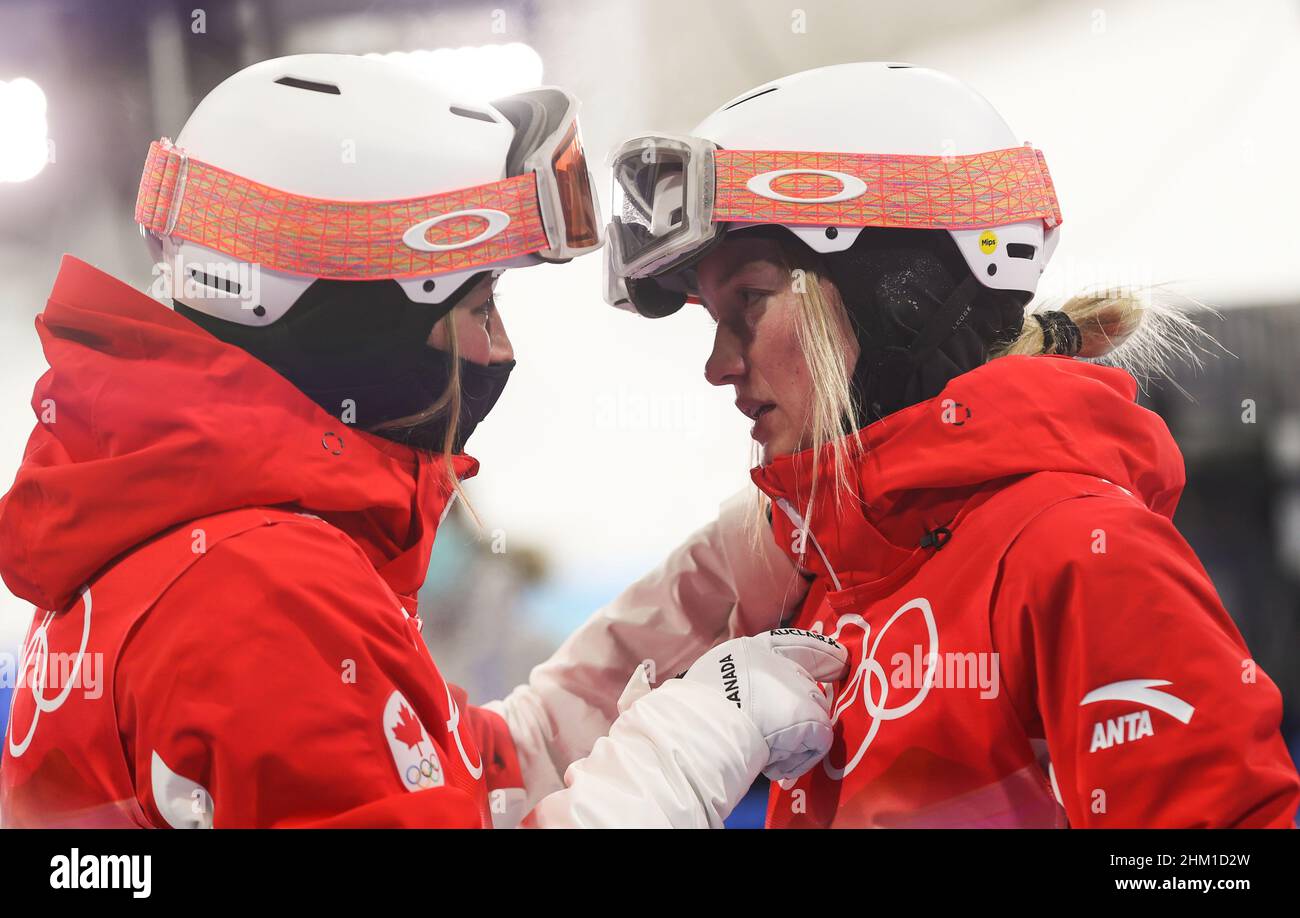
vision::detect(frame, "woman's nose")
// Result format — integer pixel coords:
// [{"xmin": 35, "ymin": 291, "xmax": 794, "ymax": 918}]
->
[
  {"xmin": 489, "ymin": 313, "xmax": 514, "ymax": 364},
  {"xmin": 704, "ymin": 324, "xmax": 744, "ymax": 387}
]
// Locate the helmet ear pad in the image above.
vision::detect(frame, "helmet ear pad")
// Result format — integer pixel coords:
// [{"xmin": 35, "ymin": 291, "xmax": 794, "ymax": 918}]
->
[
  {"xmin": 755, "ymin": 225, "xmax": 1032, "ymax": 423},
  {"xmin": 176, "ymin": 274, "xmax": 484, "ymax": 429}
]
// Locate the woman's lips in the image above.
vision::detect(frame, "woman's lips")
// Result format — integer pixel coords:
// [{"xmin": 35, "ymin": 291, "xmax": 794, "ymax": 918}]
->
[{"xmin": 736, "ymin": 399, "xmax": 776, "ymax": 440}]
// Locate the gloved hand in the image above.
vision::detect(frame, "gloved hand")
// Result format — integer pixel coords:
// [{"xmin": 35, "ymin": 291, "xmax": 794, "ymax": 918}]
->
[
  {"xmin": 527, "ymin": 628, "xmax": 848, "ymax": 828},
  {"xmin": 678, "ymin": 628, "xmax": 848, "ymax": 782},
  {"xmin": 485, "ymin": 487, "xmax": 808, "ymax": 824}
]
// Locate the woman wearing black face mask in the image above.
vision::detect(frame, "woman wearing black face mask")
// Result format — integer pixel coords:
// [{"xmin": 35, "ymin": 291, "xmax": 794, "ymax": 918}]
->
[
  {"xmin": 175, "ymin": 269, "xmax": 517, "ymax": 459},
  {"xmin": 0, "ymin": 54, "xmax": 845, "ymax": 829}
]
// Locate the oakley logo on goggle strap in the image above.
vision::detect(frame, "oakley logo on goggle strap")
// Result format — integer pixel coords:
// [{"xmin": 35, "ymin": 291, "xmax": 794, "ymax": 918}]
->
[
  {"xmin": 402, "ymin": 209, "xmax": 512, "ymax": 252},
  {"xmin": 746, "ymin": 169, "xmax": 868, "ymax": 204},
  {"xmin": 716, "ymin": 147, "xmax": 1062, "ymax": 231},
  {"xmin": 134, "ymin": 140, "xmax": 550, "ymax": 280}
]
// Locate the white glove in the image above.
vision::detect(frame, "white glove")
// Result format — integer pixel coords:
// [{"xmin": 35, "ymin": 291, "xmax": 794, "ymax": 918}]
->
[
  {"xmin": 679, "ymin": 628, "xmax": 848, "ymax": 782},
  {"xmin": 486, "ymin": 486, "xmax": 806, "ymax": 824},
  {"xmin": 528, "ymin": 629, "xmax": 847, "ymax": 828}
]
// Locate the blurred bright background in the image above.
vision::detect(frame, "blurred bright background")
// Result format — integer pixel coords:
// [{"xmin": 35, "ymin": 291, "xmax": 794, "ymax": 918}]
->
[{"xmin": 1, "ymin": 0, "xmax": 1298, "ymax": 826}]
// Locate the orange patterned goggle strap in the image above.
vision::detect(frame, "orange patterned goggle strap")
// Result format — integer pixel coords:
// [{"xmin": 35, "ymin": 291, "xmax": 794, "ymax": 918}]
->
[
  {"xmin": 134, "ymin": 140, "xmax": 552, "ymax": 280},
  {"xmin": 713, "ymin": 145, "xmax": 1062, "ymax": 231}
]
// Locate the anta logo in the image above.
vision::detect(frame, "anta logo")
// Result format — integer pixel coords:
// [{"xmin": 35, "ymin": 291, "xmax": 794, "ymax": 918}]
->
[
  {"xmin": 1089, "ymin": 709, "xmax": 1155, "ymax": 752},
  {"xmin": 1080, "ymin": 679, "xmax": 1194, "ymax": 754}
]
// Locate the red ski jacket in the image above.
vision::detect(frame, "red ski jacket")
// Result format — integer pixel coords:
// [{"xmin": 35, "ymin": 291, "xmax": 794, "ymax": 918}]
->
[
  {"xmin": 756, "ymin": 355, "xmax": 1299, "ymax": 828},
  {"xmin": 0, "ymin": 256, "xmax": 521, "ymax": 828}
]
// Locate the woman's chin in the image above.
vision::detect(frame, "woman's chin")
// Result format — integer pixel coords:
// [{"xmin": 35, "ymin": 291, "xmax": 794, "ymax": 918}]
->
[{"xmin": 759, "ymin": 434, "xmax": 800, "ymax": 465}]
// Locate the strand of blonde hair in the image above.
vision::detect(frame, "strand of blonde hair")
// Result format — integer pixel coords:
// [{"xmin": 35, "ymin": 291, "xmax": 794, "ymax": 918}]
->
[
  {"xmin": 749, "ymin": 242, "xmax": 865, "ymax": 550},
  {"xmin": 369, "ymin": 314, "xmax": 481, "ymax": 526}
]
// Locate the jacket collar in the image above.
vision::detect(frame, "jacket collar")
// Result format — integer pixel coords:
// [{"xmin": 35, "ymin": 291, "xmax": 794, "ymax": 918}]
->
[
  {"xmin": 750, "ymin": 354, "xmax": 1185, "ymax": 589},
  {"xmin": 0, "ymin": 255, "xmax": 475, "ymax": 612}
]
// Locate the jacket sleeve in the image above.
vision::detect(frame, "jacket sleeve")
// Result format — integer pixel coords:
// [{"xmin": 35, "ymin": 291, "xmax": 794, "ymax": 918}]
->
[
  {"xmin": 114, "ymin": 521, "xmax": 484, "ymax": 828},
  {"xmin": 483, "ymin": 486, "xmax": 804, "ymax": 819},
  {"xmin": 992, "ymin": 492, "xmax": 1300, "ymax": 828},
  {"xmin": 448, "ymin": 684, "xmax": 528, "ymax": 827}
]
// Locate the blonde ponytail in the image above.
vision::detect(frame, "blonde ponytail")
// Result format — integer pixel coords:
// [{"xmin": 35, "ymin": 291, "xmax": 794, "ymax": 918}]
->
[{"xmin": 996, "ymin": 284, "xmax": 1219, "ymax": 384}]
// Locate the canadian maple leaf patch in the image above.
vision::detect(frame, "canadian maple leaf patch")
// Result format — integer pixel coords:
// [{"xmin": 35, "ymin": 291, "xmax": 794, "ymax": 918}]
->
[{"xmin": 382, "ymin": 690, "xmax": 443, "ymax": 791}]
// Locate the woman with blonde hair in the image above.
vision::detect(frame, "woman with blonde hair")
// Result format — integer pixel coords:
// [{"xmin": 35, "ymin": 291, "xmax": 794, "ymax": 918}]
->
[{"xmin": 584, "ymin": 61, "xmax": 1300, "ymax": 827}]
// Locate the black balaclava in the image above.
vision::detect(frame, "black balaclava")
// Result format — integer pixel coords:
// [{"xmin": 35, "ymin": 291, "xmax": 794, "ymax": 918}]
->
[
  {"xmin": 176, "ymin": 275, "xmax": 514, "ymax": 453},
  {"xmin": 751, "ymin": 226, "xmax": 1031, "ymax": 425}
]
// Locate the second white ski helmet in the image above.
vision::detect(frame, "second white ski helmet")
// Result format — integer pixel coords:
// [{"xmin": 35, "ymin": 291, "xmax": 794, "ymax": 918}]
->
[{"xmin": 605, "ymin": 62, "xmax": 1061, "ymax": 316}]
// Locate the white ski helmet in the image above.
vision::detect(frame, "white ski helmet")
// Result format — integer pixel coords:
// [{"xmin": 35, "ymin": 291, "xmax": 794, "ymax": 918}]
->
[
  {"xmin": 605, "ymin": 62, "xmax": 1061, "ymax": 317},
  {"xmin": 137, "ymin": 53, "xmax": 602, "ymax": 326}
]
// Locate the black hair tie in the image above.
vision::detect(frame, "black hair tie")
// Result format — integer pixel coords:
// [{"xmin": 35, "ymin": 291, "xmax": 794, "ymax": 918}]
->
[
  {"xmin": 919, "ymin": 526, "xmax": 952, "ymax": 551},
  {"xmin": 1033, "ymin": 310, "xmax": 1083, "ymax": 357}
]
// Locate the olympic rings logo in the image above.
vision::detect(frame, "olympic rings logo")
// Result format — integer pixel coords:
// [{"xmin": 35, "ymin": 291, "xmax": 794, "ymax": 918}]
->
[
  {"xmin": 811, "ymin": 597, "xmax": 939, "ymax": 782},
  {"xmin": 8, "ymin": 586, "xmax": 93, "ymax": 759},
  {"xmin": 405, "ymin": 752, "xmax": 444, "ymax": 789}
]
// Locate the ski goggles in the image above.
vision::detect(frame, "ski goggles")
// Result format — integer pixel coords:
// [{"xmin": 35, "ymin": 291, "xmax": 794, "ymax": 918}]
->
[
  {"xmin": 135, "ymin": 88, "xmax": 602, "ymax": 281},
  {"xmin": 605, "ymin": 133, "xmax": 1061, "ymax": 313}
]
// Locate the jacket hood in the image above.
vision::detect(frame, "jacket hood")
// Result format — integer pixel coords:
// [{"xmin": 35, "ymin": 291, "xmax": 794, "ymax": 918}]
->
[
  {"xmin": 0, "ymin": 256, "xmax": 476, "ymax": 612},
  {"xmin": 751, "ymin": 354, "xmax": 1186, "ymax": 586}
]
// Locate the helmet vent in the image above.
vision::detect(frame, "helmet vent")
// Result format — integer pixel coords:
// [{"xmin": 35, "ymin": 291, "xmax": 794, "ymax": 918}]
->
[
  {"xmin": 1006, "ymin": 243, "xmax": 1037, "ymax": 260},
  {"xmin": 274, "ymin": 76, "xmax": 341, "ymax": 95},
  {"xmin": 886, "ymin": 64, "xmax": 913, "ymax": 69},
  {"xmin": 189, "ymin": 267, "xmax": 242, "ymax": 296},
  {"xmin": 722, "ymin": 86, "xmax": 779, "ymax": 111},
  {"xmin": 450, "ymin": 105, "xmax": 497, "ymax": 123}
]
